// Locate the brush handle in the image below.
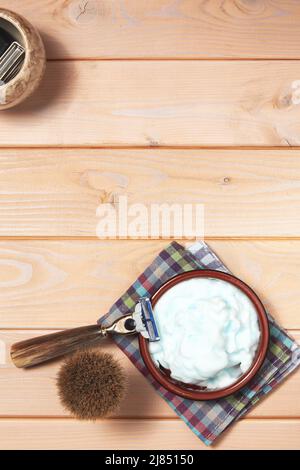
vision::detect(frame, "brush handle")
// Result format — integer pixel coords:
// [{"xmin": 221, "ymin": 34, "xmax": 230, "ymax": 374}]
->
[{"xmin": 11, "ymin": 324, "xmax": 106, "ymax": 368}]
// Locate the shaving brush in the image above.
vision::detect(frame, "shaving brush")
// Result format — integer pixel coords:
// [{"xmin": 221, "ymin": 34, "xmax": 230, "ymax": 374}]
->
[{"xmin": 57, "ymin": 349, "xmax": 127, "ymax": 420}]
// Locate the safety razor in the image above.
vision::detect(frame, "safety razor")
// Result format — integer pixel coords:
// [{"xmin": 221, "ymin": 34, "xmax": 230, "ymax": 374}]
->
[{"xmin": 10, "ymin": 297, "xmax": 160, "ymax": 368}]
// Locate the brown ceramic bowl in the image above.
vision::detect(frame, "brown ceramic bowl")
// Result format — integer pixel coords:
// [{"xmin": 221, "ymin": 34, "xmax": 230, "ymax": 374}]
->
[
  {"xmin": 0, "ymin": 9, "xmax": 46, "ymax": 109},
  {"xmin": 139, "ymin": 270, "xmax": 269, "ymax": 400}
]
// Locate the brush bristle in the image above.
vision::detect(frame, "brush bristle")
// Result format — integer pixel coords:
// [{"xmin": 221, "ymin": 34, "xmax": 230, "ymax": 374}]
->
[{"xmin": 57, "ymin": 349, "xmax": 127, "ymax": 420}]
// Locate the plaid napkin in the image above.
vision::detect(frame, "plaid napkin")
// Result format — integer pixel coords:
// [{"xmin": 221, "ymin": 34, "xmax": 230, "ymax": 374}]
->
[{"xmin": 99, "ymin": 241, "xmax": 300, "ymax": 445}]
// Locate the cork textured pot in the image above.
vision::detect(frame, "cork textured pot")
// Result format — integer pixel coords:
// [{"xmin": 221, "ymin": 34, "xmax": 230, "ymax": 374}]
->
[
  {"xmin": 139, "ymin": 270, "xmax": 269, "ymax": 400},
  {"xmin": 0, "ymin": 9, "xmax": 46, "ymax": 109}
]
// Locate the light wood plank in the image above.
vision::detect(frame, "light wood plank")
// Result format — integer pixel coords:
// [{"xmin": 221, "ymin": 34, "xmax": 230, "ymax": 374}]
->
[
  {"xmin": 0, "ymin": 150, "xmax": 300, "ymax": 237},
  {"xmin": 0, "ymin": 418, "xmax": 299, "ymax": 449},
  {"xmin": 3, "ymin": 1, "xmax": 300, "ymax": 59},
  {"xmin": 0, "ymin": 331, "xmax": 171, "ymax": 418},
  {"xmin": 2, "ymin": 61, "xmax": 300, "ymax": 146},
  {"xmin": 0, "ymin": 239, "xmax": 299, "ymax": 328},
  {"xmin": 0, "ymin": 240, "xmax": 299, "ymax": 328},
  {"xmin": 0, "ymin": 330, "xmax": 299, "ymax": 418}
]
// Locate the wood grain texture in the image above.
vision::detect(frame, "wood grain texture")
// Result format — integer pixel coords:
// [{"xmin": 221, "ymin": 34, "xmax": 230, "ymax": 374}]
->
[
  {"xmin": 2, "ymin": 61, "xmax": 300, "ymax": 146},
  {"xmin": 0, "ymin": 330, "xmax": 299, "ymax": 418},
  {"xmin": 0, "ymin": 239, "xmax": 300, "ymax": 328},
  {"xmin": 0, "ymin": 2, "xmax": 299, "ymax": 450},
  {"xmin": 3, "ymin": 1, "xmax": 300, "ymax": 59},
  {"xmin": 0, "ymin": 150, "xmax": 300, "ymax": 237},
  {"xmin": 0, "ymin": 418, "xmax": 299, "ymax": 450}
]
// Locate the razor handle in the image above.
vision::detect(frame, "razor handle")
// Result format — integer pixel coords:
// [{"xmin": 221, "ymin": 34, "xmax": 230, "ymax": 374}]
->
[{"xmin": 11, "ymin": 315, "xmax": 136, "ymax": 368}]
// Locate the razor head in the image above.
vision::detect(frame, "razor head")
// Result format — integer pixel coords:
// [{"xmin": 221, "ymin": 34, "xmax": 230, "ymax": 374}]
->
[
  {"xmin": 133, "ymin": 297, "xmax": 160, "ymax": 342},
  {"xmin": 0, "ymin": 42, "xmax": 25, "ymax": 84}
]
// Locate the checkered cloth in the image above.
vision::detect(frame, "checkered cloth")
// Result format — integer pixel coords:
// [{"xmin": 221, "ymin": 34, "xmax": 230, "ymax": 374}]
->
[{"xmin": 99, "ymin": 241, "xmax": 300, "ymax": 445}]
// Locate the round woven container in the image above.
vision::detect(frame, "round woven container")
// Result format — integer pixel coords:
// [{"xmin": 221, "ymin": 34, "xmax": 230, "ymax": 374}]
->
[{"xmin": 0, "ymin": 8, "xmax": 46, "ymax": 109}]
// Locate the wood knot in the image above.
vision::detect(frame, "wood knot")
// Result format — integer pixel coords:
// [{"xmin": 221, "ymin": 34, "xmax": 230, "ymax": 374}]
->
[
  {"xmin": 68, "ymin": 0, "xmax": 98, "ymax": 25},
  {"xmin": 146, "ymin": 136, "xmax": 160, "ymax": 147},
  {"xmin": 99, "ymin": 191, "xmax": 124, "ymax": 208},
  {"xmin": 221, "ymin": 176, "xmax": 231, "ymax": 185},
  {"xmin": 276, "ymin": 80, "xmax": 300, "ymax": 109}
]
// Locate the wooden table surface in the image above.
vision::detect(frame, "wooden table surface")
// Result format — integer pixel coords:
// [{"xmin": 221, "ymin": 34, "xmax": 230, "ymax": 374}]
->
[{"xmin": 0, "ymin": 0, "xmax": 300, "ymax": 450}]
